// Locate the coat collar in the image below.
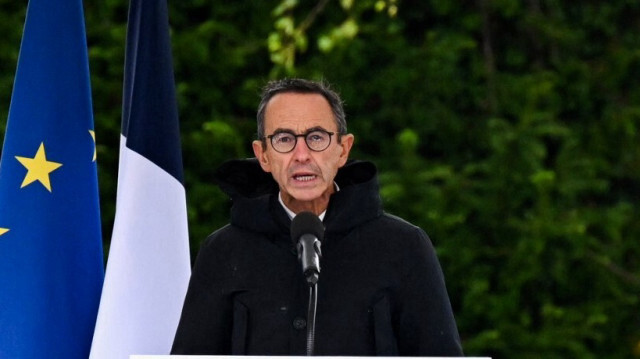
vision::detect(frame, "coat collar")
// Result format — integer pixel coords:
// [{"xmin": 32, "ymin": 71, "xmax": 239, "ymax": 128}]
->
[{"xmin": 213, "ymin": 158, "xmax": 383, "ymax": 237}]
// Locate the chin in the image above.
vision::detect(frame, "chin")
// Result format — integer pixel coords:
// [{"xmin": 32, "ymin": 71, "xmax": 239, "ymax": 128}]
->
[
  {"xmin": 292, "ymin": 193, "xmax": 322, "ymax": 203},
  {"xmin": 288, "ymin": 188, "xmax": 324, "ymax": 203}
]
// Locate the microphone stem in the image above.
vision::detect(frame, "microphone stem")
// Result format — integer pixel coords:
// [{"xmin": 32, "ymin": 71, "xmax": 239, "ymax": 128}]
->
[{"xmin": 306, "ymin": 283, "xmax": 318, "ymax": 356}]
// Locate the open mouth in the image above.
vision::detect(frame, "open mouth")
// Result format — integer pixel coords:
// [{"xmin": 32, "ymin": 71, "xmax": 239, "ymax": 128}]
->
[{"xmin": 293, "ymin": 174, "xmax": 317, "ymax": 182}]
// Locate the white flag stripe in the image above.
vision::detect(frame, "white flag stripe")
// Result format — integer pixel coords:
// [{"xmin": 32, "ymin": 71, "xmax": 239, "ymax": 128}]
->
[{"xmin": 90, "ymin": 137, "xmax": 190, "ymax": 358}]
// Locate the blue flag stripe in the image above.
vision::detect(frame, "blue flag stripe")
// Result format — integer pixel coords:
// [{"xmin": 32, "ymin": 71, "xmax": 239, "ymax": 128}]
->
[{"xmin": 122, "ymin": 0, "xmax": 183, "ymax": 182}]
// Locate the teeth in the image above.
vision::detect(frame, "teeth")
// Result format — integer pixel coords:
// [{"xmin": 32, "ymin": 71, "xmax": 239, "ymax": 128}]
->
[{"xmin": 295, "ymin": 175, "xmax": 315, "ymax": 181}]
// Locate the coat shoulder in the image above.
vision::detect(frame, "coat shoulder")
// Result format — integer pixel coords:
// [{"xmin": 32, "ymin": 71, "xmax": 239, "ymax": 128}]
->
[{"xmin": 365, "ymin": 212, "xmax": 432, "ymax": 244}]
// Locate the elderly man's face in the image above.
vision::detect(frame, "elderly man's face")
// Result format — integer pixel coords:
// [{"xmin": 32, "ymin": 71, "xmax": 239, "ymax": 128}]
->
[{"xmin": 252, "ymin": 92, "xmax": 354, "ymax": 214}]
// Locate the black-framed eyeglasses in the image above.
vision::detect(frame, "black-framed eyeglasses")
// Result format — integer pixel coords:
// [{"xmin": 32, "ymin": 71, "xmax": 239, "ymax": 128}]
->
[{"xmin": 264, "ymin": 129, "xmax": 336, "ymax": 153}]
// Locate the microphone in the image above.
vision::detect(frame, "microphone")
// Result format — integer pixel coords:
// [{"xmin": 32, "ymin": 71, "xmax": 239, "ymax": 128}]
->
[{"xmin": 290, "ymin": 211, "xmax": 324, "ymax": 286}]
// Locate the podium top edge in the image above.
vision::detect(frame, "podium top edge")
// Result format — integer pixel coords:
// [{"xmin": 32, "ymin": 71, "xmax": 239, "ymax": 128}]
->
[{"xmin": 131, "ymin": 356, "xmax": 491, "ymax": 359}]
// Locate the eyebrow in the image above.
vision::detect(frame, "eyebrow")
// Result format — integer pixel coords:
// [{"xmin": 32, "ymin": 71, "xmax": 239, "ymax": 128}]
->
[{"xmin": 270, "ymin": 126, "xmax": 328, "ymax": 135}]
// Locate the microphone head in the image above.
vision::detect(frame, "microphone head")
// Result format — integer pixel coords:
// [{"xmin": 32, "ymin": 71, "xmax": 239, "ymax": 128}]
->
[{"xmin": 290, "ymin": 211, "xmax": 325, "ymax": 242}]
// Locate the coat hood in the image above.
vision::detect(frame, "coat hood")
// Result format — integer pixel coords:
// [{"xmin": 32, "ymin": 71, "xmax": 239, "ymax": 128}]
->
[{"xmin": 213, "ymin": 158, "xmax": 383, "ymax": 236}]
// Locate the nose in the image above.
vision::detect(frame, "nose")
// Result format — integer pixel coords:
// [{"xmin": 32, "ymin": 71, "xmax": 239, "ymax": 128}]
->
[{"xmin": 291, "ymin": 136, "xmax": 312, "ymax": 162}]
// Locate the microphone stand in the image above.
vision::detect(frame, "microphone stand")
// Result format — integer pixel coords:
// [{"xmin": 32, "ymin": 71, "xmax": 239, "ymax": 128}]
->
[
  {"xmin": 301, "ymin": 242, "xmax": 320, "ymax": 356},
  {"xmin": 306, "ymin": 283, "xmax": 318, "ymax": 356},
  {"xmin": 302, "ymin": 245, "xmax": 320, "ymax": 356},
  {"xmin": 291, "ymin": 212, "xmax": 324, "ymax": 356},
  {"xmin": 299, "ymin": 238, "xmax": 321, "ymax": 356}
]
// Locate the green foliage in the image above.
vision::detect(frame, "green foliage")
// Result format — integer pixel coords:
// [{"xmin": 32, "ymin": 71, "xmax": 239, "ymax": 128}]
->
[
  {"xmin": 1, "ymin": 0, "xmax": 639, "ymax": 357},
  {"xmin": 84, "ymin": 0, "xmax": 129, "ymax": 252},
  {"xmin": 0, "ymin": 0, "xmax": 25, "ymax": 145}
]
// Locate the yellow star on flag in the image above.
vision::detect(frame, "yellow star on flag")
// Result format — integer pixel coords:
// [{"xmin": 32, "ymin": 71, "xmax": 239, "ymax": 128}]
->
[
  {"xmin": 89, "ymin": 129, "xmax": 97, "ymax": 162},
  {"xmin": 15, "ymin": 142, "xmax": 63, "ymax": 192},
  {"xmin": 0, "ymin": 228, "xmax": 8, "ymax": 236}
]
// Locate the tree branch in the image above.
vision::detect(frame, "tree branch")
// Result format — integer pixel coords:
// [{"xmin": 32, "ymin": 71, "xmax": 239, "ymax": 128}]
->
[
  {"xmin": 586, "ymin": 250, "xmax": 640, "ymax": 287},
  {"xmin": 298, "ymin": 0, "xmax": 331, "ymax": 33}
]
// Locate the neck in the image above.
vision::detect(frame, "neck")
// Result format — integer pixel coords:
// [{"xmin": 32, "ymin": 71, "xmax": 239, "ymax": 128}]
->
[
  {"xmin": 282, "ymin": 195, "xmax": 330, "ymax": 216},
  {"xmin": 280, "ymin": 188, "xmax": 334, "ymax": 216}
]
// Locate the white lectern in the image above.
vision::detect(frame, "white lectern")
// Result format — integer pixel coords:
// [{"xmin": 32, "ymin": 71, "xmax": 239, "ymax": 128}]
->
[{"xmin": 131, "ymin": 356, "xmax": 491, "ymax": 359}]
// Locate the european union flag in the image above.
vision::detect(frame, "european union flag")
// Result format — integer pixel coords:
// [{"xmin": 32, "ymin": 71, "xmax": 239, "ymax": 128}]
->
[{"xmin": 0, "ymin": 0, "xmax": 104, "ymax": 357}]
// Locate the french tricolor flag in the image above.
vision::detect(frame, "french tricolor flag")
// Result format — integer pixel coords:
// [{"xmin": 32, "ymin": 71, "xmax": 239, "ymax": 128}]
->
[{"xmin": 89, "ymin": 0, "xmax": 191, "ymax": 358}]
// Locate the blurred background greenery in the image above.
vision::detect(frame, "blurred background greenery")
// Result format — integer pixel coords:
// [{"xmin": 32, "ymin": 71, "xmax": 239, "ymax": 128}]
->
[{"xmin": 1, "ymin": 0, "xmax": 639, "ymax": 357}]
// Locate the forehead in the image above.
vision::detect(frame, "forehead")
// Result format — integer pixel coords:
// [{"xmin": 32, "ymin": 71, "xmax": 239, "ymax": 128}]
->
[{"xmin": 264, "ymin": 92, "xmax": 336, "ymax": 132}]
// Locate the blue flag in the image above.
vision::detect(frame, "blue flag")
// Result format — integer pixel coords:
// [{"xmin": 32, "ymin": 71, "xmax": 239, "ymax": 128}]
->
[{"xmin": 0, "ymin": 0, "xmax": 104, "ymax": 357}]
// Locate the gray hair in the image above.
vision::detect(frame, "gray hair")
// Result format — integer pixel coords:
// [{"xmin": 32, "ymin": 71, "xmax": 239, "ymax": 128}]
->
[{"xmin": 256, "ymin": 78, "xmax": 347, "ymax": 140}]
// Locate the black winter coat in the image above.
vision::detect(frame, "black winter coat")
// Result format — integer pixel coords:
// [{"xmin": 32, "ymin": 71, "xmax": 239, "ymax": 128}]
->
[{"xmin": 172, "ymin": 159, "xmax": 463, "ymax": 356}]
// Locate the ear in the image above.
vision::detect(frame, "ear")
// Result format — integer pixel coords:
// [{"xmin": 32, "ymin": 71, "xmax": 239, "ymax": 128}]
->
[
  {"xmin": 252, "ymin": 140, "xmax": 271, "ymax": 172},
  {"xmin": 337, "ymin": 133, "xmax": 355, "ymax": 167}
]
